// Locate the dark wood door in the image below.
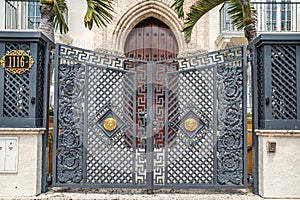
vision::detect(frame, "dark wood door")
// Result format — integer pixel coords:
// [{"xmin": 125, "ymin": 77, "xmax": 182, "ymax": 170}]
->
[
  {"xmin": 124, "ymin": 17, "xmax": 178, "ymax": 61},
  {"xmin": 124, "ymin": 18, "xmax": 179, "ymax": 149}
]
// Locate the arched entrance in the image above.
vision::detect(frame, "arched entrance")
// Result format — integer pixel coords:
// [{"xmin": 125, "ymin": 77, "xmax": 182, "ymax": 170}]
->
[
  {"xmin": 124, "ymin": 17, "xmax": 178, "ymax": 61},
  {"xmin": 124, "ymin": 17, "xmax": 179, "ymax": 149}
]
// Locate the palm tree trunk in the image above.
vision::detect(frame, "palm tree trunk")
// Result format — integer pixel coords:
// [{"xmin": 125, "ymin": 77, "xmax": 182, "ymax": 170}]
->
[
  {"xmin": 39, "ymin": 2, "xmax": 55, "ymax": 84},
  {"xmin": 39, "ymin": 3, "xmax": 55, "ymax": 42},
  {"xmin": 245, "ymin": 23, "xmax": 257, "ymax": 43},
  {"xmin": 238, "ymin": 0, "xmax": 257, "ymax": 43}
]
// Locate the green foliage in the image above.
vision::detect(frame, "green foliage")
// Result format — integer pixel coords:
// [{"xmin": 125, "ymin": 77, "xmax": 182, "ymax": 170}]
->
[
  {"xmin": 54, "ymin": 0, "xmax": 69, "ymax": 34},
  {"xmin": 227, "ymin": 0, "xmax": 243, "ymax": 30},
  {"xmin": 171, "ymin": 0, "xmax": 185, "ymax": 19},
  {"xmin": 172, "ymin": 0, "xmax": 256, "ymax": 43},
  {"xmin": 42, "ymin": 0, "xmax": 114, "ymax": 34},
  {"xmin": 227, "ymin": 0, "xmax": 256, "ymax": 30},
  {"xmin": 247, "ymin": 112, "xmax": 252, "ymax": 118},
  {"xmin": 49, "ymin": 106, "xmax": 54, "ymax": 116},
  {"xmin": 84, "ymin": 0, "xmax": 114, "ymax": 30},
  {"xmin": 172, "ymin": 0, "xmax": 227, "ymax": 43}
]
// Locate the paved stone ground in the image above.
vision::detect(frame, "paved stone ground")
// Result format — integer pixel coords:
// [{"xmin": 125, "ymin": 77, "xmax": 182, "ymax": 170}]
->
[
  {"xmin": 1, "ymin": 188, "xmax": 264, "ymax": 200},
  {"xmin": 3, "ymin": 187, "xmax": 300, "ymax": 200}
]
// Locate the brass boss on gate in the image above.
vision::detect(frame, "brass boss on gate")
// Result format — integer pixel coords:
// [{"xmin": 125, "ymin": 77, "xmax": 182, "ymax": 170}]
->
[
  {"xmin": 103, "ymin": 117, "xmax": 117, "ymax": 131},
  {"xmin": 184, "ymin": 118, "xmax": 198, "ymax": 132},
  {"xmin": 0, "ymin": 50, "xmax": 34, "ymax": 74}
]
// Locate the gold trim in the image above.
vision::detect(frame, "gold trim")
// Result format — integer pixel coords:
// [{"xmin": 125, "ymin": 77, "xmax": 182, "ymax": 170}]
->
[
  {"xmin": 0, "ymin": 50, "xmax": 34, "ymax": 74},
  {"xmin": 184, "ymin": 118, "xmax": 198, "ymax": 132},
  {"xmin": 103, "ymin": 118, "xmax": 117, "ymax": 131}
]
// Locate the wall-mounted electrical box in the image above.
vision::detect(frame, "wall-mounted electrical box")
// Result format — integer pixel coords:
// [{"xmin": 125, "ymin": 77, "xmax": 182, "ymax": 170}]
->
[
  {"xmin": 267, "ymin": 141, "xmax": 276, "ymax": 153},
  {"xmin": 0, "ymin": 137, "xmax": 18, "ymax": 173}
]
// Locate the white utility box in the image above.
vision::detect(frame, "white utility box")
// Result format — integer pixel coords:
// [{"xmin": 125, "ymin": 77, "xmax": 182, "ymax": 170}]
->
[{"xmin": 0, "ymin": 137, "xmax": 18, "ymax": 173}]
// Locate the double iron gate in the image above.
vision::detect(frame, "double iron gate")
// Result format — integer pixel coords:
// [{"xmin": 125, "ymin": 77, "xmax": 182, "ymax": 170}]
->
[{"xmin": 53, "ymin": 44, "xmax": 247, "ymax": 189}]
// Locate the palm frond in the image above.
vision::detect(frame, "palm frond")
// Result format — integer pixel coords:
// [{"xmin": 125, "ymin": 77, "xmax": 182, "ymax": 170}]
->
[
  {"xmin": 227, "ymin": 0, "xmax": 256, "ymax": 30},
  {"xmin": 40, "ymin": 0, "xmax": 54, "ymax": 5},
  {"xmin": 227, "ymin": 0, "xmax": 243, "ymax": 30},
  {"xmin": 171, "ymin": 0, "xmax": 185, "ymax": 18},
  {"xmin": 84, "ymin": 0, "xmax": 114, "ymax": 30},
  {"xmin": 53, "ymin": 0, "xmax": 69, "ymax": 34},
  {"xmin": 183, "ymin": 0, "xmax": 227, "ymax": 42}
]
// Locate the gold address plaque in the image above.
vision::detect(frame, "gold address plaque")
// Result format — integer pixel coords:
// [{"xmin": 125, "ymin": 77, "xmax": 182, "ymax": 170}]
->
[{"xmin": 0, "ymin": 50, "xmax": 34, "ymax": 74}]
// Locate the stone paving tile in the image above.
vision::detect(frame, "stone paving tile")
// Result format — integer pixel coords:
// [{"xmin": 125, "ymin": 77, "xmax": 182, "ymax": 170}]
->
[{"xmin": 0, "ymin": 188, "xmax": 264, "ymax": 200}]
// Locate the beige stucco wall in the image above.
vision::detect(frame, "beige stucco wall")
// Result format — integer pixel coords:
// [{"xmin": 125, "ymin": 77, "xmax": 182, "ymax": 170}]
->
[
  {"xmin": 65, "ymin": 0, "xmax": 94, "ymax": 49},
  {"xmin": 0, "ymin": 128, "xmax": 44, "ymax": 197},
  {"xmin": 256, "ymin": 130, "xmax": 300, "ymax": 198}
]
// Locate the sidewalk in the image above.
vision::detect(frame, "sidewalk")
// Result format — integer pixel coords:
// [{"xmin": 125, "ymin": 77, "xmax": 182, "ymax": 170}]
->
[{"xmin": 1, "ymin": 188, "xmax": 264, "ymax": 200}]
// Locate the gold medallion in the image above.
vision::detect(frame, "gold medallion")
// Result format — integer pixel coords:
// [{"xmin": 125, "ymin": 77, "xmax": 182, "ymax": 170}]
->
[
  {"xmin": 103, "ymin": 117, "xmax": 117, "ymax": 131},
  {"xmin": 184, "ymin": 118, "xmax": 198, "ymax": 132}
]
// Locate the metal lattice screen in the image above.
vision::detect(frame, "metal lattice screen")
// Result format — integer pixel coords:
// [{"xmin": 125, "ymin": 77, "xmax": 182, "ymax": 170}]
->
[
  {"xmin": 53, "ymin": 44, "xmax": 247, "ymax": 189},
  {"xmin": 37, "ymin": 47, "xmax": 46, "ymax": 119},
  {"xmin": 252, "ymin": 34, "xmax": 300, "ymax": 130},
  {"xmin": 271, "ymin": 45, "xmax": 297, "ymax": 120},
  {"xmin": 256, "ymin": 46, "xmax": 264, "ymax": 128},
  {"xmin": 166, "ymin": 68, "xmax": 214, "ymax": 184},
  {"xmin": 0, "ymin": 32, "xmax": 53, "ymax": 128},
  {"xmin": 3, "ymin": 42, "xmax": 31, "ymax": 118}
]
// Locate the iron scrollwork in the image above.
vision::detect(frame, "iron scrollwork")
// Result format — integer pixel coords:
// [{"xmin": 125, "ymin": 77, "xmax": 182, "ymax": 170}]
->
[
  {"xmin": 217, "ymin": 64, "xmax": 244, "ymax": 185},
  {"xmin": 53, "ymin": 44, "xmax": 247, "ymax": 188},
  {"xmin": 57, "ymin": 63, "xmax": 85, "ymax": 183}
]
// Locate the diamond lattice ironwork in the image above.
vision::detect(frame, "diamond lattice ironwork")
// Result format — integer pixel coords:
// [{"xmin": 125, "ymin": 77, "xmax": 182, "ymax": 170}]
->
[
  {"xmin": 271, "ymin": 45, "xmax": 297, "ymax": 120},
  {"xmin": 53, "ymin": 44, "xmax": 247, "ymax": 188},
  {"xmin": 3, "ymin": 42, "xmax": 30, "ymax": 118},
  {"xmin": 166, "ymin": 66, "xmax": 215, "ymax": 185},
  {"xmin": 257, "ymin": 47, "xmax": 264, "ymax": 127}
]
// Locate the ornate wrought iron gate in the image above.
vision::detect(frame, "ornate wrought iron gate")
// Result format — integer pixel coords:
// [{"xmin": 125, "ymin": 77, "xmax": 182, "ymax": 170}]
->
[{"xmin": 53, "ymin": 44, "xmax": 247, "ymax": 189}]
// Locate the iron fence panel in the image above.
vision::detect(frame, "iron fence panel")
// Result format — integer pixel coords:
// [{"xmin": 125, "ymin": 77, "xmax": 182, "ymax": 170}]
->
[{"xmin": 53, "ymin": 44, "xmax": 247, "ymax": 189}]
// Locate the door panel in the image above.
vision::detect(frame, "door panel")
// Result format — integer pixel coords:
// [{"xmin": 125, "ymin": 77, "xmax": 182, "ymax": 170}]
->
[{"xmin": 124, "ymin": 17, "xmax": 178, "ymax": 61}]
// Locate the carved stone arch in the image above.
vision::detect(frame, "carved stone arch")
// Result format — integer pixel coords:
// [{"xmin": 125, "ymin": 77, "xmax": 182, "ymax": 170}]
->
[{"xmin": 112, "ymin": 1, "xmax": 185, "ymax": 54}]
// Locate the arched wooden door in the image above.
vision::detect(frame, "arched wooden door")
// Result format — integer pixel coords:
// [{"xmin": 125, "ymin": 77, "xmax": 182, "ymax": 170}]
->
[{"xmin": 124, "ymin": 17, "xmax": 178, "ymax": 61}]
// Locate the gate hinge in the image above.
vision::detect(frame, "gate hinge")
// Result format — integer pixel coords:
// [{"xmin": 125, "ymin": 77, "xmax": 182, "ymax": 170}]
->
[
  {"xmin": 248, "ymin": 175, "xmax": 254, "ymax": 183},
  {"xmin": 247, "ymin": 55, "xmax": 253, "ymax": 62},
  {"xmin": 50, "ymin": 52, "xmax": 55, "ymax": 60},
  {"xmin": 47, "ymin": 175, "xmax": 52, "ymax": 183}
]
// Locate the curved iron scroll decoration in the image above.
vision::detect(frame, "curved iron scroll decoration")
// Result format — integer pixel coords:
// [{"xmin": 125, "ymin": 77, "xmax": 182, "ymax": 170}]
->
[
  {"xmin": 57, "ymin": 63, "xmax": 85, "ymax": 183},
  {"xmin": 217, "ymin": 64, "xmax": 244, "ymax": 185}
]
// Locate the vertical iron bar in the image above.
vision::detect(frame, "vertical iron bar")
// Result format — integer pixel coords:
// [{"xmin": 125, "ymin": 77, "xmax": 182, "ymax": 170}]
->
[
  {"xmin": 297, "ymin": 45, "xmax": 300, "ymax": 123},
  {"xmin": 132, "ymin": 66, "xmax": 137, "ymax": 185},
  {"xmin": 243, "ymin": 46, "xmax": 248, "ymax": 187},
  {"xmin": 83, "ymin": 62, "xmax": 89, "ymax": 183},
  {"xmin": 0, "ymin": 42, "xmax": 5, "ymax": 117},
  {"xmin": 146, "ymin": 62, "xmax": 154, "ymax": 189},
  {"xmin": 52, "ymin": 44, "xmax": 60, "ymax": 185},
  {"xmin": 29, "ymin": 42, "xmax": 38, "ymax": 119},
  {"xmin": 251, "ymin": 44, "xmax": 259, "ymax": 195},
  {"xmin": 213, "ymin": 60, "xmax": 218, "ymax": 185},
  {"xmin": 41, "ymin": 42, "xmax": 51, "ymax": 193},
  {"xmin": 263, "ymin": 45, "xmax": 272, "ymax": 125},
  {"xmin": 164, "ymin": 65, "xmax": 170, "ymax": 186}
]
